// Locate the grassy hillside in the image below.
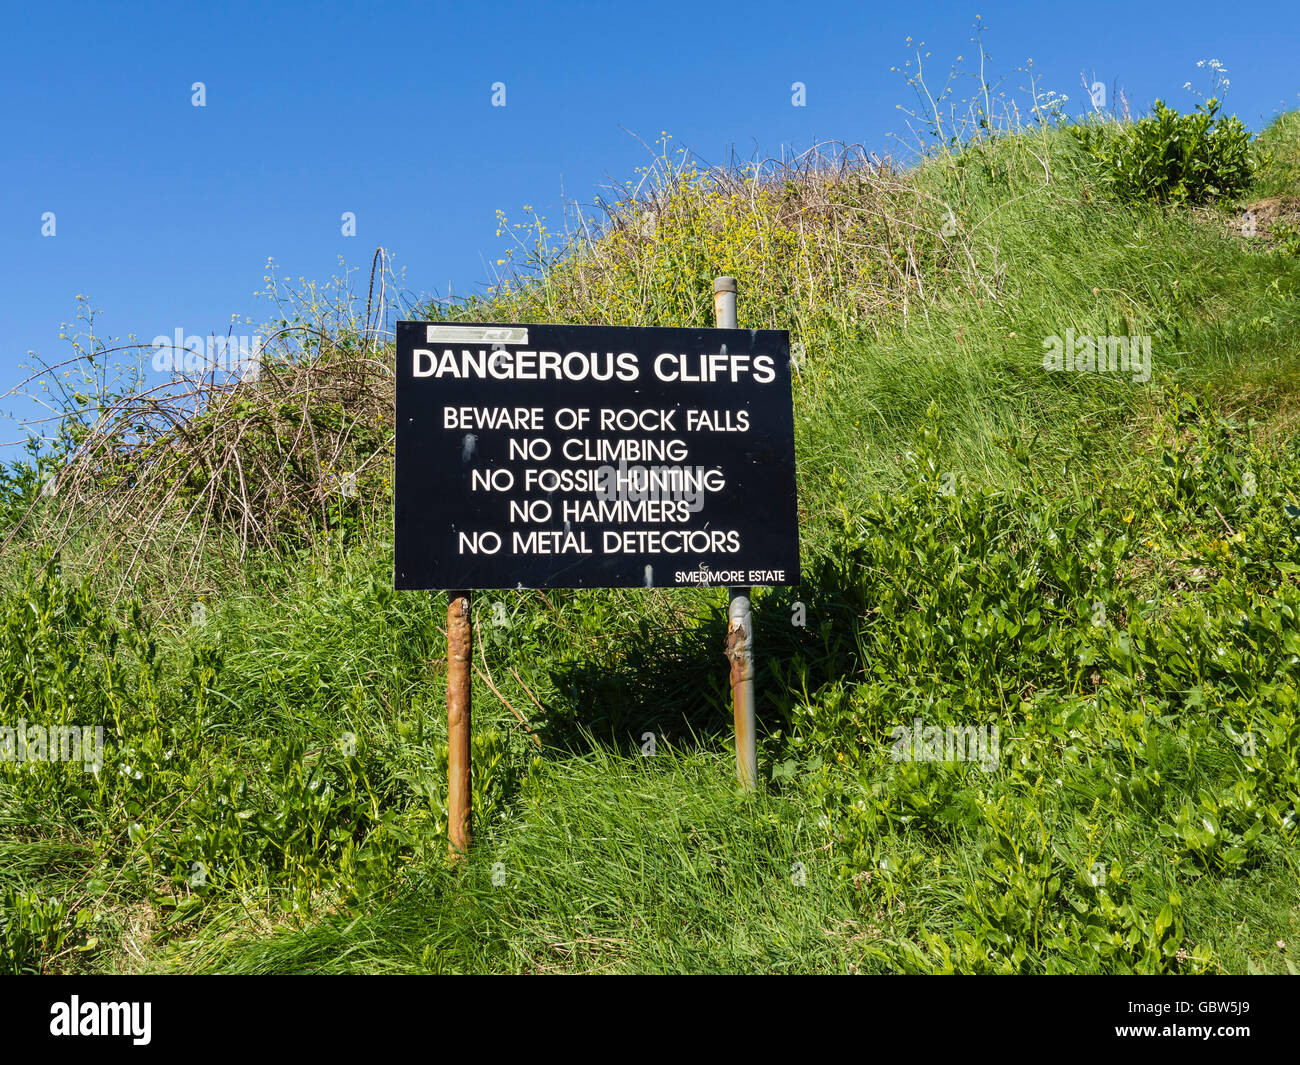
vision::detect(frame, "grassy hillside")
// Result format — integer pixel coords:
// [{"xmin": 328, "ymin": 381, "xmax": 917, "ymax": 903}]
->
[{"xmin": 3, "ymin": 92, "xmax": 1300, "ymax": 974}]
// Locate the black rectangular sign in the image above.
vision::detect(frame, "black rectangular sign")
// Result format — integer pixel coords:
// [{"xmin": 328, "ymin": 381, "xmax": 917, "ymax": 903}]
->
[{"xmin": 394, "ymin": 322, "xmax": 800, "ymax": 590}]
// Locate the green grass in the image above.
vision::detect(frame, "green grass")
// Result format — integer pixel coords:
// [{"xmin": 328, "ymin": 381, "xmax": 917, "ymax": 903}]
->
[
  {"xmin": 157, "ymin": 736, "xmax": 1300, "ymax": 975},
  {"xmin": 1253, "ymin": 110, "xmax": 1300, "ymax": 199},
  {"xmin": 3, "ymin": 98, "xmax": 1300, "ymax": 975},
  {"xmin": 165, "ymin": 746, "xmax": 866, "ymax": 974}
]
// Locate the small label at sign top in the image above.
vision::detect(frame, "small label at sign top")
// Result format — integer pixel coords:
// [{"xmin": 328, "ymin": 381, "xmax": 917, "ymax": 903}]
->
[
  {"xmin": 426, "ymin": 325, "xmax": 529, "ymax": 345},
  {"xmin": 395, "ymin": 321, "xmax": 799, "ymax": 590}
]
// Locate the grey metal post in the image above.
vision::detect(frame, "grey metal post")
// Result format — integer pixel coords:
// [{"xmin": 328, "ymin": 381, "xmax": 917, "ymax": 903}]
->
[{"xmin": 713, "ymin": 276, "xmax": 757, "ymax": 791}]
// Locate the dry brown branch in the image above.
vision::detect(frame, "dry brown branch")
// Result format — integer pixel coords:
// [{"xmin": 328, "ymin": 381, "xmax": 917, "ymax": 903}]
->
[{"xmin": 4, "ymin": 267, "xmax": 402, "ymax": 598}]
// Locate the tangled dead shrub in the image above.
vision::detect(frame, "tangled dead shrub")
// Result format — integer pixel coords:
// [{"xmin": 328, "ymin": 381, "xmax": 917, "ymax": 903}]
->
[{"xmin": 4, "ymin": 260, "xmax": 400, "ymax": 601}]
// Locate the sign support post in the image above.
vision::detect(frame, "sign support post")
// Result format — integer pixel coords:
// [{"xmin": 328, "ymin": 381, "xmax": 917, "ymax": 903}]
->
[
  {"xmin": 713, "ymin": 276, "xmax": 757, "ymax": 791},
  {"xmin": 446, "ymin": 590, "xmax": 472, "ymax": 857}
]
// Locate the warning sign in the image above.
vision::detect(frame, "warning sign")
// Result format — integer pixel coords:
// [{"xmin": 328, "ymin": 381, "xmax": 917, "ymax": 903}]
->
[{"xmin": 394, "ymin": 322, "xmax": 800, "ymax": 589}]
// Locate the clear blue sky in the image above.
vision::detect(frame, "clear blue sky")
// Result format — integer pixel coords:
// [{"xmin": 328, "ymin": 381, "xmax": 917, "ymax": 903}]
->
[{"xmin": 3, "ymin": 0, "xmax": 1298, "ymax": 453}]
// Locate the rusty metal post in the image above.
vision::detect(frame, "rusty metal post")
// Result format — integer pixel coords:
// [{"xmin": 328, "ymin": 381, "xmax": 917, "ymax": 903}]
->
[
  {"xmin": 714, "ymin": 276, "xmax": 757, "ymax": 791},
  {"xmin": 446, "ymin": 591, "xmax": 472, "ymax": 857}
]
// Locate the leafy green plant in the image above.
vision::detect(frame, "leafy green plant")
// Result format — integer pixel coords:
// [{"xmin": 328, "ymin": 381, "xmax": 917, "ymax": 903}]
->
[
  {"xmin": 1, "ymin": 890, "xmax": 94, "ymax": 974},
  {"xmin": 1071, "ymin": 99, "xmax": 1254, "ymax": 206},
  {"xmin": 1271, "ymin": 221, "xmax": 1300, "ymax": 257}
]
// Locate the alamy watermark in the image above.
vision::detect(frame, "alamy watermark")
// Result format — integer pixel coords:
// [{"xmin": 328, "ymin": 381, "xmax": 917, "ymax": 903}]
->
[
  {"xmin": 1042, "ymin": 329, "xmax": 1151, "ymax": 384},
  {"xmin": 888, "ymin": 718, "xmax": 1000, "ymax": 773},
  {"xmin": 50, "ymin": 996, "xmax": 150, "ymax": 1045},
  {"xmin": 151, "ymin": 328, "xmax": 262, "ymax": 380},
  {"xmin": 592, "ymin": 458, "xmax": 721, "ymax": 517},
  {"xmin": 1, "ymin": 721, "xmax": 104, "ymax": 773}
]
